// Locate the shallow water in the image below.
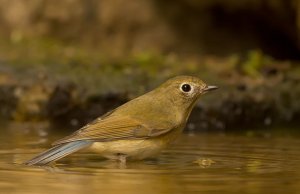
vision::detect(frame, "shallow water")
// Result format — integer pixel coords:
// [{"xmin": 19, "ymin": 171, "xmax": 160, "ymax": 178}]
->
[{"xmin": 0, "ymin": 123, "xmax": 300, "ymax": 194}]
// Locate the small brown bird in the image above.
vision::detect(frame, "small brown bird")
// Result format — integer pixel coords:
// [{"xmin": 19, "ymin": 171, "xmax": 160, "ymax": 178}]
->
[{"xmin": 24, "ymin": 76, "xmax": 217, "ymax": 166}]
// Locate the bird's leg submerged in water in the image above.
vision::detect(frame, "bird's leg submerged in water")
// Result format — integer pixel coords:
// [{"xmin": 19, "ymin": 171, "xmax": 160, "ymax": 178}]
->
[
  {"xmin": 115, "ymin": 153, "xmax": 127, "ymax": 168},
  {"xmin": 117, "ymin": 153, "xmax": 127, "ymax": 164}
]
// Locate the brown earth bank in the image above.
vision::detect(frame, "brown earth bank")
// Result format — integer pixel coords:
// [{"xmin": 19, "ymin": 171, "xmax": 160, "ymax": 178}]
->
[{"xmin": 1, "ymin": 53, "xmax": 299, "ymax": 132}]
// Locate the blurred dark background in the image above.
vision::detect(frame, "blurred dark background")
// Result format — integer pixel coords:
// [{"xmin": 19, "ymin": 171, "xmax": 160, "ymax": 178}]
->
[
  {"xmin": 0, "ymin": 0, "xmax": 300, "ymax": 132},
  {"xmin": 0, "ymin": 0, "xmax": 300, "ymax": 59}
]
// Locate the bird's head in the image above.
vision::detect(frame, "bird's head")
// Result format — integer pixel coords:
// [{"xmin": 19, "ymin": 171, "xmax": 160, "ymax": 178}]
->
[{"xmin": 156, "ymin": 75, "xmax": 218, "ymax": 118}]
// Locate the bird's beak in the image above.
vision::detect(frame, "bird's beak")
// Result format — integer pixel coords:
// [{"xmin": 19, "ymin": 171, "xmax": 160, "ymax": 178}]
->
[{"xmin": 203, "ymin": 85, "xmax": 218, "ymax": 92}]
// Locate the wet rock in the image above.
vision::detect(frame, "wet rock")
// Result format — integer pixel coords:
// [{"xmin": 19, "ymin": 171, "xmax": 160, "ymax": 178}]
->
[
  {"xmin": 47, "ymin": 82, "xmax": 77, "ymax": 118},
  {"xmin": 0, "ymin": 85, "xmax": 17, "ymax": 119},
  {"xmin": 46, "ymin": 83, "xmax": 128, "ymax": 130},
  {"xmin": 13, "ymin": 81, "xmax": 52, "ymax": 122}
]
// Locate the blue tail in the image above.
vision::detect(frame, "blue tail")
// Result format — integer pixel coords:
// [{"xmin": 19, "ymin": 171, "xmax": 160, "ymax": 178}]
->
[{"xmin": 24, "ymin": 141, "xmax": 92, "ymax": 166}]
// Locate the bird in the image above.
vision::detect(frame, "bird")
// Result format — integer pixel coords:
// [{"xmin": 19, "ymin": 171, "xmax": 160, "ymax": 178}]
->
[{"xmin": 24, "ymin": 75, "xmax": 218, "ymax": 166}]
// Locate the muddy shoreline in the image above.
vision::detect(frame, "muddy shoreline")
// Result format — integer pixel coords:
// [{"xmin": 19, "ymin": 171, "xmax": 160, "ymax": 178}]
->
[{"xmin": 1, "ymin": 58, "xmax": 299, "ymax": 132}]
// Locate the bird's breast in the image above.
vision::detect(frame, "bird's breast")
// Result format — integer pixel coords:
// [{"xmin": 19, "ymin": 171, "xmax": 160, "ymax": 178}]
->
[{"xmin": 89, "ymin": 125, "xmax": 184, "ymax": 160}]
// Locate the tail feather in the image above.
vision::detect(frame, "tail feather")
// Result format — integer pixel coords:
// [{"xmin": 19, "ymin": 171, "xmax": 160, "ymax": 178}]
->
[{"xmin": 24, "ymin": 141, "xmax": 92, "ymax": 166}]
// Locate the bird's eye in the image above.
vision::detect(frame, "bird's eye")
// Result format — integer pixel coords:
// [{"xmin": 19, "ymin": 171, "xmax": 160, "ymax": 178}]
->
[{"xmin": 181, "ymin": 84, "xmax": 192, "ymax": 93}]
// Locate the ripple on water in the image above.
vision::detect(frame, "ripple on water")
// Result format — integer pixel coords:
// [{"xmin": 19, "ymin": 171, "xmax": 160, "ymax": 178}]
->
[{"xmin": 0, "ymin": 132, "xmax": 300, "ymax": 194}]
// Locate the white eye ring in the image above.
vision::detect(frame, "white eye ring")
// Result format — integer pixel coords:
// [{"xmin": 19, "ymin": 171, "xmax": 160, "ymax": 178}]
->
[{"xmin": 180, "ymin": 83, "xmax": 194, "ymax": 94}]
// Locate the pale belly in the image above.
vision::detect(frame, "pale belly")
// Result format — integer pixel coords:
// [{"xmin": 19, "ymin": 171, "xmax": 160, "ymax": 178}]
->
[{"xmin": 89, "ymin": 127, "xmax": 183, "ymax": 160}]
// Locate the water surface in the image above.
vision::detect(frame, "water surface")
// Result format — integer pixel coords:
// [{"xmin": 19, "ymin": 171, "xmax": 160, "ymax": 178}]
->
[{"xmin": 0, "ymin": 123, "xmax": 299, "ymax": 194}]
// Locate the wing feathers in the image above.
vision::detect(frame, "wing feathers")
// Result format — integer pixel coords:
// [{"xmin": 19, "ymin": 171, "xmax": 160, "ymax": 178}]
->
[{"xmin": 53, "ymin": 116, "xmax": 155, "ymax": 145}]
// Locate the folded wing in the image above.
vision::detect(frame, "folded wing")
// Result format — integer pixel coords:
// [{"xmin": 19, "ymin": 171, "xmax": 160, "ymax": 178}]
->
[{"xmin": 53, "ymin": 115, "xmax": 172, "ymax": 145}]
